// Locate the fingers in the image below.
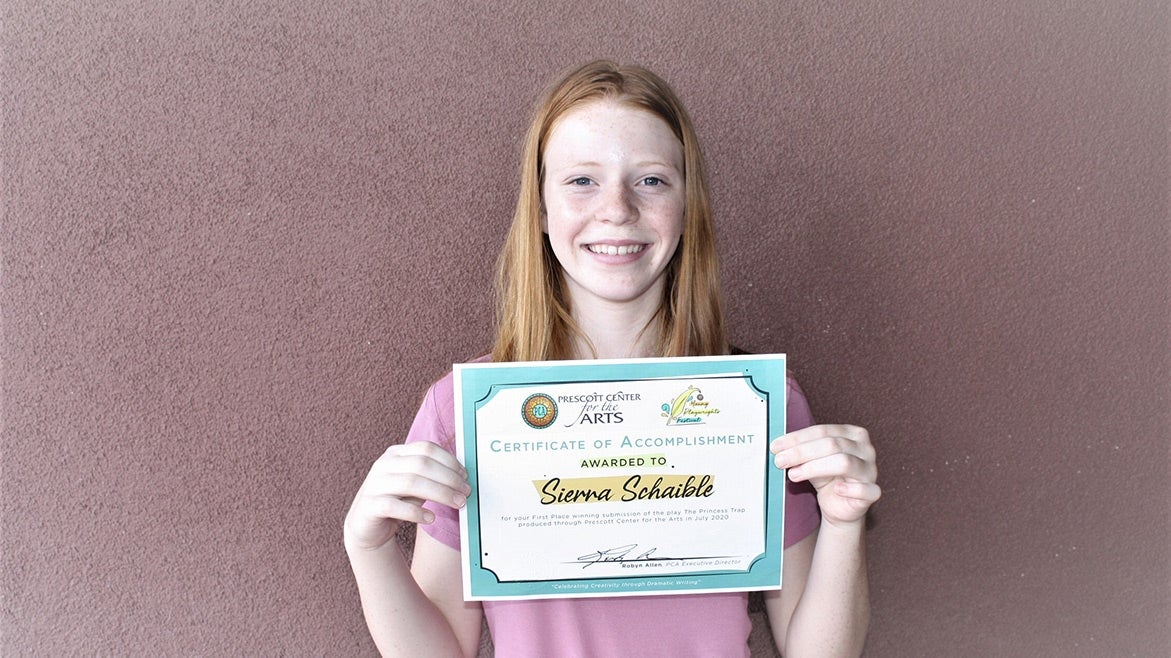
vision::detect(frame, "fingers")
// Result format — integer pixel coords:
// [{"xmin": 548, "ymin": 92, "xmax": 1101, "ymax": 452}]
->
[
  {"xmin": 366, "ymin": 492, "xmax": 438, "ymax": 525},
  {"xmin": 770, "ymin": 424, "xmax": 877, "ymax": 484},
  {"xmin": 380, "ymin": 440, "xmax": 467, "ymax": 476},
  {"xmin": 819, "ymin": 479, "xmax": 883, "ymax": 529},
  {"xmin": 770, "ymin": 424, "xmax": 872, "ymax": 456},
  {"xmin": 833, "ymin": 480, "xmax": 882, "ymax": 506},
  {"xmin": 345, "ymin": 441, "xmax": 473, "ymax": 551},
  {"xmin": 369, "ymin": 442, "xmax": 472, "ymax": 511}
]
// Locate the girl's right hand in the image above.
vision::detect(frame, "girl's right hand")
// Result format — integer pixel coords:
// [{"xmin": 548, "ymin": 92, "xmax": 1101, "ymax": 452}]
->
[{"xmin": 343, "ymin": 441, "xmax": 472, "ymax": 551}]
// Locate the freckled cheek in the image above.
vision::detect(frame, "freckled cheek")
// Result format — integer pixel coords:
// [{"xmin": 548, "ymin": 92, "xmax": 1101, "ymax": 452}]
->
[
  {"xmin": 552, "ymin": 214, "xmax": 595, "ymax": 243},
  {"xmin": 647, "ymin": 202, "xmax": 685, "ymax": 235},
  {"xmin": 562, "ymin": 197, "xmax": 594, "ymax": 215},
  {"xmin": 543, "ymin": 210, "xmax": 587, "ymax": 246}
]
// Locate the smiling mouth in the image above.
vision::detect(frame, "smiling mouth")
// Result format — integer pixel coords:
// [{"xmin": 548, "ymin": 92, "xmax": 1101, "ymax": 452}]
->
[{"xmin": 586, "ymin": 244, "xmax": 646, "ymax": 256}]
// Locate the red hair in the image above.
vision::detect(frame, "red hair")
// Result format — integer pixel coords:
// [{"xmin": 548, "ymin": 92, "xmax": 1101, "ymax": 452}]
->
[{"xmin": 492, "ymin": 60, "xmax": 727, "ymax": 362}]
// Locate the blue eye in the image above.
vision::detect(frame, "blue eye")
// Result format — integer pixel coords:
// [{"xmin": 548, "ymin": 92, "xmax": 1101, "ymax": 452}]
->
[
  {"xmin": 642, "ymin": 176, "xmax": 664, "ymax": 186},
  {"xmin": 570, "ymin": 177, "xmax": 592, "ymax": 186}
]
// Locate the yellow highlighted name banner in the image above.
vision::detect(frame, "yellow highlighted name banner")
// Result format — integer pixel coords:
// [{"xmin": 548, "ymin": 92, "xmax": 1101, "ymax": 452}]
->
[{"xmin": 533, "ymin": 473, "xmax": 715, "ymax": 505}]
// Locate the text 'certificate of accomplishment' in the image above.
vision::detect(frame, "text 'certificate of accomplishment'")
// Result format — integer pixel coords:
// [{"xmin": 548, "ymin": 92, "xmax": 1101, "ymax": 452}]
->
[{"xmin": 454, "ymin": 354, "xmax": 787, "ymax": 600}]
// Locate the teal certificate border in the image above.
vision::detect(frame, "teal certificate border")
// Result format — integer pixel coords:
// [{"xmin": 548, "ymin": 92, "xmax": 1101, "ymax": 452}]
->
[{"xmin": 455, "ymin": 354, "xmax": 787, "ymax": 600}]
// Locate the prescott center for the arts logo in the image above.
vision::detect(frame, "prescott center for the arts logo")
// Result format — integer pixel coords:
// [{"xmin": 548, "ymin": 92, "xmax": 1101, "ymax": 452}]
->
[{"xmin": 521, "ymin": 393, "xmax": 558, "ymax": 429}]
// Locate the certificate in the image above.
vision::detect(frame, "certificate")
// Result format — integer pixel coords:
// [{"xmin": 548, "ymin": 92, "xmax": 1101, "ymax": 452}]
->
[{"xmin": 454, "ymin": 354, "xmax": 787, "ymax": 600}]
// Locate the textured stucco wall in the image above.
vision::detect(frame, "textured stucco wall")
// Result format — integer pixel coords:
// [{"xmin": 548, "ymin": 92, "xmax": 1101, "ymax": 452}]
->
[{"xmin": 2, "ymin": 1, "xmax": 1167, "ymax": 655}]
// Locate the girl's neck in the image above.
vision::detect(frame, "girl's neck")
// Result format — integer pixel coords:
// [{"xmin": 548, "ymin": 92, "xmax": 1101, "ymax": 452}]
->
[{"xmin": 568, "ymin": 292, "xmax": 663, "ymax": 360}]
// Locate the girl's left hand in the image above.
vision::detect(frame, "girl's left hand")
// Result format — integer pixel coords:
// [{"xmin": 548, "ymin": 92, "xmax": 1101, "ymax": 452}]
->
[{"xmin": 771, "ymin": 424, "xmax": 881, "ymax": 528}]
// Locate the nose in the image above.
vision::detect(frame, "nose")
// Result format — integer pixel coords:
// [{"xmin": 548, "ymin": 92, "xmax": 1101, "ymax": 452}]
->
[{"xmin": 596, "ymin": 185, "xmax": 638, "ymax": 225}]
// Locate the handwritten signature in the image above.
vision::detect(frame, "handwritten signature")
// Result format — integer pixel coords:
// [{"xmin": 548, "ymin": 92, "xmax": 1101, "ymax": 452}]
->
[{"xmin": 574, "ymin": 544, "xmax": 661, "ymax": 568}]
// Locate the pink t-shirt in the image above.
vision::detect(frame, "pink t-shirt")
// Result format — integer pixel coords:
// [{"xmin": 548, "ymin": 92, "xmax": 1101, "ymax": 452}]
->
[{"xmin": 407, "ymin": 367, "xmax": 821, "ymax": 658}]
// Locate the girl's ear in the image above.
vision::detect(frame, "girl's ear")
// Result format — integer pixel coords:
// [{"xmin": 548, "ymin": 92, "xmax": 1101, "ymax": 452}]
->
[{"xmin": 540, "ymin": 206, "xmax": 548, "ymax": 233}]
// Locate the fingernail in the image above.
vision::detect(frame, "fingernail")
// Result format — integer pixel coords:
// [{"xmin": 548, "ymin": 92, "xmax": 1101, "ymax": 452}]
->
[
  {"xmin": 422, "ymin": 510, "xmax": 435, "ymax": 523},
  {"xmin": 453, "ymin": 494, "xmax": 467, "ymax": 508}
]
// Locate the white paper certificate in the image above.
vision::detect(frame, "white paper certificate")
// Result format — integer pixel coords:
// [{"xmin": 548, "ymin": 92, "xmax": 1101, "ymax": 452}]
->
[{"xmin": 454, "ymin": 354, "xmax": 787, "ymax": 600}]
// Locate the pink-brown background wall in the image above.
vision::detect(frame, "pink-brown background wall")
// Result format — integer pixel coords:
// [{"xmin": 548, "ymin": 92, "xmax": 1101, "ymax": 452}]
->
[{"xmin": 2, "ymin": 1, "xmax": 1167, "ymax": 655}]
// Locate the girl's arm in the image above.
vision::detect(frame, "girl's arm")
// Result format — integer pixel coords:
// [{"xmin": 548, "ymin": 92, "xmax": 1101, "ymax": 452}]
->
[
  {"xmin": 765, "ymin": 424, "xmax": 880, "ymax": 657},
  {"xmin": 344, "ymin": 441, "xmax": 483, "ymax": 657},
  {"xmin": 346, "ymin": 530, "xmax": 482, "ymax": 657}
]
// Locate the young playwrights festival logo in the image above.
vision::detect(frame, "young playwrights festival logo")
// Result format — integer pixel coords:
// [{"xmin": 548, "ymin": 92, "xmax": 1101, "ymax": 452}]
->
[{"xmin": 661, "ymin": 385, "xmax": 721, "ymax": 426}]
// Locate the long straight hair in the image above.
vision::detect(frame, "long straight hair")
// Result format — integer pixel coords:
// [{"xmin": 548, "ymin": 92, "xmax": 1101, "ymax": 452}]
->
[{"xmin": 491, "ymin": 60, "xmax": 727, "ymax": 362}]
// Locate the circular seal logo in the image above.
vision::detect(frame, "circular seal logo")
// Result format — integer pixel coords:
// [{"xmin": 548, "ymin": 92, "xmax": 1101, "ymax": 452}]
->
[{"xmin": 521, "ymin": 393, "xmax": 558, "ymax": 429}]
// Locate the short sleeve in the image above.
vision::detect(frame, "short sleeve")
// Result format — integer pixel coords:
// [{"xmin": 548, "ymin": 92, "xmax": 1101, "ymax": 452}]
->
[
  {"xmin": 783, "ymin": 377, "xmax": 821, "ymax": 547},
  {"xmin": 402, "ymin": 372, "xmax": 463, "ymax": 550}
]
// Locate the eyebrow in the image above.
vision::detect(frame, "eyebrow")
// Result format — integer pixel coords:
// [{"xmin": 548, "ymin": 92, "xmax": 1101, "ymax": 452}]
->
[
  {"xmin": 633, "ymin": 160, "xmax": 682, "ymax": 170},
  {"xmin": 549, "ymin": 160, "xmax": 681, "ymax": 170},
  {"xmin": 554, "ymin": 160, "xmax": 603, "ymax": 169}
]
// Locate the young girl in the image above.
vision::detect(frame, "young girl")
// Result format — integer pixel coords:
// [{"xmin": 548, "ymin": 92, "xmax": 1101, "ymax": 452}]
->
[{"xmin": 344, "ymin": 60, "xmax": 880, "ymax": 657}]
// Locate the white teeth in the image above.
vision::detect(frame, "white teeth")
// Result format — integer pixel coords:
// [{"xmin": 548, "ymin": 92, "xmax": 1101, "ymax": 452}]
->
[{"xmin": 587, "ymin": 244, "xmax": 645, "ymax": 256}]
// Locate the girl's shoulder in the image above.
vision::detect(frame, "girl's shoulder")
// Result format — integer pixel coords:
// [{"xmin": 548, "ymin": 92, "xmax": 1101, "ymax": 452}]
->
[{"xmin": 418, "ymin": 355, "xmax": 493, "ymax": 441}]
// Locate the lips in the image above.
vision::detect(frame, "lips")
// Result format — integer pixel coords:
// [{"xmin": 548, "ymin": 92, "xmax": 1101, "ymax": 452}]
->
[{"xmin": 585, "ymin": 243, "xmax": 647, "ymax": 256}]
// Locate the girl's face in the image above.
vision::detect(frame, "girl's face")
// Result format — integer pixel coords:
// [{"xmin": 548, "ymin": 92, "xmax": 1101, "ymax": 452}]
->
[{"xmin": 541, "ymin": 100, "xmax": 686, "ymax": 312}]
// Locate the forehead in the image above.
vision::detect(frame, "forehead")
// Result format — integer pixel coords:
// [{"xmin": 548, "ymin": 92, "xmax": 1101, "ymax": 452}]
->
[{"xmin": 543, "ymin": 100, "xmax": 683, "ymax": 164}]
